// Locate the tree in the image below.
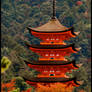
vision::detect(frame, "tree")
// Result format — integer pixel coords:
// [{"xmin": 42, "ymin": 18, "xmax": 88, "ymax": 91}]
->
[{"xmin": 1, "ymin": 79, "xmax": 16, "ymax": 92}]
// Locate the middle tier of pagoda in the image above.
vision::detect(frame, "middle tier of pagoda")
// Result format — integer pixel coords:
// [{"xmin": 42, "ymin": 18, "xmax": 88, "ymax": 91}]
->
[
  {"xmin": 26, "ymin": 43, "xmax": 80, "ymax": 61},
  {"xmin": 24, "ymin": 60, "xmax": 81, "ymax": 78}
]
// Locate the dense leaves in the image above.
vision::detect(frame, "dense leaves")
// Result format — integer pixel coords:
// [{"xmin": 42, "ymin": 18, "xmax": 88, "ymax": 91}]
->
[{"xmin": 1, "ymin": 79, "xmax": 16, "ymax": 92}]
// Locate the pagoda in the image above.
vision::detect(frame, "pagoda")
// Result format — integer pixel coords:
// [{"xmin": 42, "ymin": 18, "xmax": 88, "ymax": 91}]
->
[{"xmin": 23, "ymin": 0, "xmax": 82, "ymax": 88}]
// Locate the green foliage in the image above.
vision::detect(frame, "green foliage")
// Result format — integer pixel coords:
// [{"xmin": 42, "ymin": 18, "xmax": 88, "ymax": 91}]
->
[{"xmin": 15, "ymin": 77, "xmax": 29, "ymax": 91}]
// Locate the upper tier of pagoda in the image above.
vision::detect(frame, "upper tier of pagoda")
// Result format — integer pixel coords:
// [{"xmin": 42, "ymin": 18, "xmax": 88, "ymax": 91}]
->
[
  {"xmin": 27, "ymin": 18, "xmax": 80, "ymax": 45},
  {"xmin": 27, "ymin": 17, "xmax": 80, "ymax": 45}
]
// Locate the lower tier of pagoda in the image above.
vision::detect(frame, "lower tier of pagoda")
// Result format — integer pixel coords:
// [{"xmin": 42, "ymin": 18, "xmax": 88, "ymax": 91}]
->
[
  {"xmin": 27, "ymin": 64, "xmax": 78, "ymax": 78},
  {"xmin": 23, "ymin": 77, "xmax": 81, "ymax": 87},
  {"xmin": 24, "ymin": 60, "xmax": 80, "ymax": 78}
]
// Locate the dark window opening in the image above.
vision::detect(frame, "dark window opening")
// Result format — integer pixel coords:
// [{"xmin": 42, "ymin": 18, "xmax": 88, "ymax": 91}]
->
[
  {"xmin": 51, "ymin": 42, "xmax": 54, "ymax": 44},
  {"xmin": 50, "ymin": 57, "xmax": 54, "ymax": 59},
  {"xmin": 50, "ymin": 74, "xmax": 55, "ymax": 76}
]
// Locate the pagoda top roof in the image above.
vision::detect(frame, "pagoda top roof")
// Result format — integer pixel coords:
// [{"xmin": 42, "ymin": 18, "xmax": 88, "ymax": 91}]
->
[{"xmin": 28, "ymin": 17, "xmax": 69, "ymax": 33}]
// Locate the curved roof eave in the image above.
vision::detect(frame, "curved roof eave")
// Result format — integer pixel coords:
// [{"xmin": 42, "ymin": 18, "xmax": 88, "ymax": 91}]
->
[
  {"xmin": 28, "ymin": 18, "xmax": 68, "ymax": 32},
  {"xmin": 23, "ymin": 60, "xmax": 79, "ymax": 68},
  {"xmin": 22, "ymin": 77, "xmax": 80, "ymax": 85},
  {"xmin": 25, "ymin": 42, "xmax": 78, "ymax": 52},
  {"xmin": 27, "ymin": 26, "xmax": 76, "ymax": 35}
]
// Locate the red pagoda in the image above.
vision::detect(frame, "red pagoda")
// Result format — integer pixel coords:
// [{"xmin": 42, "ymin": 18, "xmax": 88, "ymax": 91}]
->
[{"xmin": 23, "ymin": 0, "xmax": 82, "ymax": 88}]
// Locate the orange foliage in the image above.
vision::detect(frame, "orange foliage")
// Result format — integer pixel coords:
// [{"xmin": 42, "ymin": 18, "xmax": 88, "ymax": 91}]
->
[
  {"xmin": 1, "ymin": 79, "xmax": 16, "ymax": 92},
  {"xmin": 22, "ymin": 88, "xmax": 32, "ymax": 92},
  {"xmin": 35, "ymin": 83, "xmax": 74, "ymax": 92}
]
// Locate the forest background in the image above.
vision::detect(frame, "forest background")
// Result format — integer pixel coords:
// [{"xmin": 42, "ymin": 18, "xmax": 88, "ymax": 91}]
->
[{"xmin": 1, "ymin": 0, "xmax": 91, "ymax": 92}]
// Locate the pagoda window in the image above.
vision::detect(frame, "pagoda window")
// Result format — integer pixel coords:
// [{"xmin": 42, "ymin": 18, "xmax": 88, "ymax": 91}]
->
[
  {"xmin": 44, "ymin": 71, "xmax": 48, "ymax": 72},
  {"xmin": 49, "ymin": 74, "xmax": 55, "ymax": 76},
  {"xmin": 50, "ymin": 54, "xmax": 54, "ymax": 56},
  {"xmin": 51, "ymin": 42, "xmax": 54, "ymax": 44},
  {"xmin": 50, "ymin": 57, "xmax": 54, "ymax": 59},
  {"xmin": 46, "ymin": 38, "xmax": 49, "ymax": 40},
  {"xmin": 45, "ymin": 54, "xmax": 48, "ymax": 56},
  {"xmin": 51, "ymin": 38, "xmax": 55, "ymax": 40},
  {"xmin": 56, "ymin": 54, "xmax": 59, "ymax": 56},
  {"xmin": 56, "ymin": 71, "xmax": 60, "ymax": 72},
  {"xmin": 56, "ymin": 38, "xmax": 59, "ymax": 40},
  {"xmin": 50, "ymin": 70, "xmax": 54, "ymax": 73}
]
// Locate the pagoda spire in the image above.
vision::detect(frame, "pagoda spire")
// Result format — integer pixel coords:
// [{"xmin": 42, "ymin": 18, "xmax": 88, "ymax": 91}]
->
[{"xmin": 52, "ymin": 0, "xmax": 56, "ymax": 19}]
